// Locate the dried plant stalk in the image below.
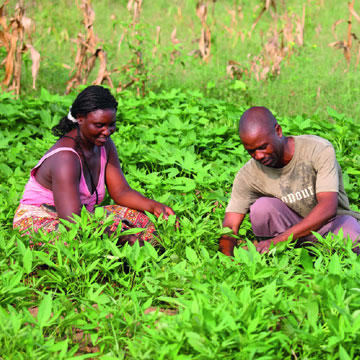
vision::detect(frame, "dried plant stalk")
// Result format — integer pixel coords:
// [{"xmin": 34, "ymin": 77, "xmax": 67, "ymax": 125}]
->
[
  {"xmin": 249, "ymin": 0, "xmax": 277, "ymax": 36},
  {"xmin": 349, "ymin": 4, "xmax": 360, "ymax": 23},
  {"xmin": 170, "ymin": 27, "xmax": 181, "ymax": 64},
  {"xmin": 0, "ymin": 0, "xmax": 39, "ymax": 94},
  {"xmin": 229, "ymin": 4, "xmax": 306, "ymax": 82},
  {"xmin": 195, "ymin": 1, "xmax": 211, "ymax": 62},
  {"xmin": 66, "ymin": 0, "xmax": 112, "ymax": 94},
  {"xmin": 26, "ymin": 44, "xmax": 40, "ymax": 90},
  {"xmin": 127, "ymin": 0, "xmax": 143, "ymax": 23},
  {"xmin": 152, "ymin": 25, "xmax": 161, "ymax": 57},
  {"xmin": 226, "ymin": 59, "xmax": 248, "ymax": 79},
  {"xmin": 328, "ymin": 0, "xmax": 360, "ymax": 70},
  {"xmin": 296, "ymin": 4, "xmax": 305, "ymax": 46},
  {"xmin": 224, "ymin": 5, "xmax": 245, "ymax": 44}
]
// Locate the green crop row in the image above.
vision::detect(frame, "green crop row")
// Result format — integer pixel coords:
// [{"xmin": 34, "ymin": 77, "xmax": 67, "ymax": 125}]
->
[{"xmin": 0, "ymin": 89, "xmax": 359, "ymax": 358}]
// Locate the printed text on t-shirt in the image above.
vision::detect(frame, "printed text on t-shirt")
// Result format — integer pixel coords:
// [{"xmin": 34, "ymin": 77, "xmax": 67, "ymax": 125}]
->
[{"xmin": 281, "ymin": 186, "xmax": 314, "ymax": 204}]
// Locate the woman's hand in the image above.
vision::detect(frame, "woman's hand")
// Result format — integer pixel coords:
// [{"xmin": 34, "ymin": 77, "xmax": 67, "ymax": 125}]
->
[{"xmin": 151, "ymin": 202, "xmax": 176, "ymax": 219}]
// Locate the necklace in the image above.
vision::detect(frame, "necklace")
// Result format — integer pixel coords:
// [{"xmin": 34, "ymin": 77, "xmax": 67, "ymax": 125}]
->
[{"xmin": 62, "ymin": 134, "xmax": 99, "ymax": 205}]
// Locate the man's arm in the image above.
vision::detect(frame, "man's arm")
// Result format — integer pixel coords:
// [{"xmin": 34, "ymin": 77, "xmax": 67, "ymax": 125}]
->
[
  {"xmin": 219, "ymin": 212, "xmax": 246, "ymax": 256},
  {"xmin": 256, "ymin": 191, "xmax": 338, "ymax": 253}
]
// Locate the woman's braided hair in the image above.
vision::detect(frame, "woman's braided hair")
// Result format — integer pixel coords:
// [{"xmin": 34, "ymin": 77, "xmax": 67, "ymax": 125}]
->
[{"xmin": 52, "ymin": 85, "xmax": 118, "ymax": 137}]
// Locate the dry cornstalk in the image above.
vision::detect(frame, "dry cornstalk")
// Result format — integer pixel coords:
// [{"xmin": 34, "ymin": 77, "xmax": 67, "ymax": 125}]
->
[
  {"xmin": 249, "ymin": 0, "xmax": 277, "ymax": 37},
  {"xmin": 328, "ymin": 0, "xmax": 360, "ymax": 70},
  {"xmin": 170, "ymin": 27, "xmax": 181, "ymax": 64},
  {"xmin": 0, "ymin": 0, "xmax": 40, "ymax": 94},
  {"xmin": 250, "ymin": 25, "xmax": 287, "ymax": 81},
  {"xmin": 171, "ymin": 28, "xmax": 180, "ymax": 45},
  {"xmin": 118, "ymin": 30, "xmax": 127, "ymax": 50},
  {"xmin": 229, "ymin": 4, "xmax": 305, "ymax": 82},
  {"xmin": 175, "ymin": 6, "xmax": 182, "ymax": 22},
  {"xmin": 196, "ymin": 1, "xmax": 211, "ymax": 62},
  {"xmin": 349, "ymin": 3, "xmax": 360, "ymax": 23},
  {"xmin": 66, "ymin": 0, "xmax": 112, "ymax": 94},
  {"xmin": 282, "ymin": 5, "xmax": 305, "ymax": 47},
  {"xmin": 296, "ymin": 4, "xmax": 306, "ymax": 46},
  {"xmin": 224, "ymin": 5, "xmax": 245, "ymax": 44},
  {"xmin": 127, "ymin": 0, "xmax": 143, "ymax": 24},
  {"xmin": 152, "ymin": 25, "xmax": 161, "ymax": 57},
  {"xmin": 225, "ymin": 8, "xmax": 237, "ymax": 35},
  {"xmin": 226, "ymin": 59, "xmax": 248, "ymax": 79},
  {"xmin": 26, "ymin": 44, "xmax": 40, "ymax": 90}
]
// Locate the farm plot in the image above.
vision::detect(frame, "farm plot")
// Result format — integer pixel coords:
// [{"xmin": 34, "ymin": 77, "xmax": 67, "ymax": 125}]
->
[{"xmin": 0, "ymin": 88, "xmax": 360, "ymax": 359}]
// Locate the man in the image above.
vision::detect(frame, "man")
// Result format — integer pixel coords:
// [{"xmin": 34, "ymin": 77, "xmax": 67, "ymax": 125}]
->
[{"xmin": 220, "ymin": 106, "xmax": 360, "ymax": 256}]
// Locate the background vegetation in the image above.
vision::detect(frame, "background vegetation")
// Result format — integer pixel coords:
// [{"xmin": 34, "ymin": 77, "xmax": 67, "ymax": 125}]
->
[
  {"xmin": 0, "ymin": 0, "xmax": 360, "ymax": 358},
  {"xmin": 1, "ymin": 0, "xmax": 360, "ymax": 119}
]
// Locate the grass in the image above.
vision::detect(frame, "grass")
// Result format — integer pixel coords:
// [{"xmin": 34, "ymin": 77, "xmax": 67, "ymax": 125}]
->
[{"xmin": 2, "ymin": 0, "xmax": 359, "ymax": 121}]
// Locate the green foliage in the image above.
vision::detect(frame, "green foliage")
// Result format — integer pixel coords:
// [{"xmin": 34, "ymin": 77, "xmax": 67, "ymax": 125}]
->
[{"xmin": 0, "ymin": 88, "xmax": 359, "ymax": 358}]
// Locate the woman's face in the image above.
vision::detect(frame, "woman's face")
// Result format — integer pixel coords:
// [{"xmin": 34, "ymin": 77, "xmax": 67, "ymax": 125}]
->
[{"xmin": 78, "ymin": 109, "xmax": 116, "ymax": 147}]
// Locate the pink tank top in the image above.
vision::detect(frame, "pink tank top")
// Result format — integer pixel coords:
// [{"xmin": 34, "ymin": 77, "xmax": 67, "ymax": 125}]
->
[{"xmin": 20, "ymin": 147, "xmax": 106, "ymax": 212}]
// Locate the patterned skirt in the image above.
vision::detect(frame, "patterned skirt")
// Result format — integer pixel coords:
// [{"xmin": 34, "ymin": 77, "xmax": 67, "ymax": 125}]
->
[{"xmin": 13, "ymin": 203, "xmax": 157, "ymax": 245}]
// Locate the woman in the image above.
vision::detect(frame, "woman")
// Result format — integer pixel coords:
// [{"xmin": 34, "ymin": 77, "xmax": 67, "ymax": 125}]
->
[{"xmin": 13, "ymin": 85, "xmax": 175, "ymax": 245}]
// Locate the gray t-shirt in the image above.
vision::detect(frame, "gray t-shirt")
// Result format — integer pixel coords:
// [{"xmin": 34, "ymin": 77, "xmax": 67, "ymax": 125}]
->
[{"xmin": 226, "ymin": 135, "xmax": 360, "ymax": 220}]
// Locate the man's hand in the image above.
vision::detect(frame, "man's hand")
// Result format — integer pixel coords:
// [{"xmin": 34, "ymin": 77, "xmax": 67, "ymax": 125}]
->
[
  {"xmin": 259, "ymin": 192, "xmax": 338, "ymax": 252},
  {"xmin": 219, "ymin": 235, "xmax": 238, "ymax": 256},
  {"xmin": 220, "ymin": 212, "xmax": 246, "ymax": 256},
  {"xmin": 255, "ymin": 239, "xmax": 274, "ymax": 253}
]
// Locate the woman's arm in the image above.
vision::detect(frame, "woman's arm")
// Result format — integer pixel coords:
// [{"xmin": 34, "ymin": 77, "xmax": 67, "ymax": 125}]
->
[
  {"xmin": 105, "ymin": 140, "xmax": 175, "ymax": 217},
  {"xmin": 51, "ymin": 151, "xmax": 83, "ymax": 221}
]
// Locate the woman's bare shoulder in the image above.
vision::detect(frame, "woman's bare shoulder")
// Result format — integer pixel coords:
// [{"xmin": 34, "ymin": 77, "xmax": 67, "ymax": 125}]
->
[
  {"xmin": 50, "ymin": 150, "xmax": 81, "ymax": 179},
  {"xmin": 35, "ymin": 140, "xmax": 81, "ymax": 190},
  {"xmin": 44, "ymin": 131, "xmax": 78, "ymax": 154}
]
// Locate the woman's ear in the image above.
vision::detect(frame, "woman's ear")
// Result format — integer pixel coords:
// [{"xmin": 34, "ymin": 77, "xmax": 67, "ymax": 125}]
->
[{"xmin": 77, "ymin": 115, "xmax": 85, "ymax": 125}]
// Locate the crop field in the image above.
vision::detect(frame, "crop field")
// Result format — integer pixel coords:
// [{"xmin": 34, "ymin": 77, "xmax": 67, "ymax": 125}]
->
[
  {"xmin": 0, "ymin": 88, "xmax": 359, "ymax": 359},
  {"xmin": 0, "ymin": 0, "xmax": 360, "ymax": 359}
]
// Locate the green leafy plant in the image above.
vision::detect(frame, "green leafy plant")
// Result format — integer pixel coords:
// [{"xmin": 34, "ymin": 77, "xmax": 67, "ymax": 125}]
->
[{"xmin": 0, "ymin": 88, "xmax": 359, "ymax": 358}]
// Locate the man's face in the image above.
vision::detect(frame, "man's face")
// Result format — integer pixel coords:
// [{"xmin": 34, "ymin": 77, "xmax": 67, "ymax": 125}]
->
[{"xmin": 240, "ymin": 124, "xmax": 284, "ymax": 168}]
